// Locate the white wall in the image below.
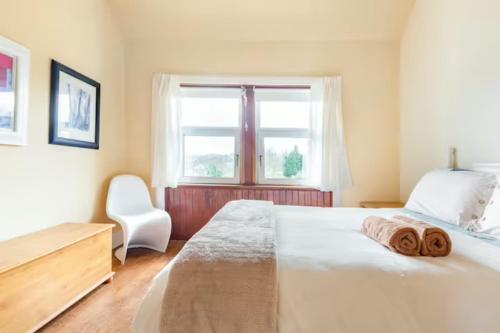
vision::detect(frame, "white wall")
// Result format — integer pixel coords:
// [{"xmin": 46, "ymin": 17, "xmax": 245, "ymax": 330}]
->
[
  {"xmin": 125, "ymin": 41, "xmax": 401, "ymax": 207},
  {"xmin": 400, "ymin": 0, "xmax": 500, "ymax": 200},
  {"xmin": 0, "ymin": 0, "xmax": 127, "ymax": 240}
]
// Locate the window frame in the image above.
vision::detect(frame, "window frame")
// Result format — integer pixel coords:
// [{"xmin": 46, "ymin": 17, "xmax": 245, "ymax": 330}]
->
[
  {"xmin": 177, "ymin": 83, "xmax": 314, "ymax": 187},
  {"xmin": 178, "ymin": 87, "xmax": 242, "ymax": 185}
]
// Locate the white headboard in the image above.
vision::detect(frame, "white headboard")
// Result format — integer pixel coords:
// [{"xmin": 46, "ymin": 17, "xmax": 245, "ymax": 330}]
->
[{"xmin": 473, "ymin": 163, "xmax": 500, "ymax": 184}]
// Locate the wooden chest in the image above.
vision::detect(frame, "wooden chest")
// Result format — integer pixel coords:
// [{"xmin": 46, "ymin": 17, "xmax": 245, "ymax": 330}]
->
[{"xmin": 0, "ymin": 223, "xmax": 114, "ymax": 333}]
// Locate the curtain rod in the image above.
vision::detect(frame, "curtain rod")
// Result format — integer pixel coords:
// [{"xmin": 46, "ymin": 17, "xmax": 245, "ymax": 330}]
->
[{"xmin": 179, "ymin": 83, "xmax": 311, "ymax": 90}]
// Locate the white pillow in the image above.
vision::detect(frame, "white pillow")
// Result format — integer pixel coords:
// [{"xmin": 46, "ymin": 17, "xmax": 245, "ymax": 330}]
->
[
  {"xmin": 479, "ymin": 188, "xmax": 500, "ymax": 235},
  {"xmin": 405, "ymin": 169, "xmax": 497, "ymax": 230}
]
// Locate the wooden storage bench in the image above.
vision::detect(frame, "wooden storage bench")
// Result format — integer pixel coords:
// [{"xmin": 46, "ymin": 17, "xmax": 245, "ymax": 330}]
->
[{"xmin": 0, "ymin": 223, "xmax": 114, "ymax": 333}]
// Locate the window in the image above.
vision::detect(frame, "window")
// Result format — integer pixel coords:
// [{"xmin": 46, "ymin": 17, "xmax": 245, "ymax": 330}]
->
[
  {"xmin": 178, "ymin": 84, "xmax": 313, "ymax": 186},
  {"xmin": 179, "ymin": 88, "xmax": 242, "ymax": 184},
  {"xmin": 256, "ymin": 89, "xmax": 312, "ymax": 185}
]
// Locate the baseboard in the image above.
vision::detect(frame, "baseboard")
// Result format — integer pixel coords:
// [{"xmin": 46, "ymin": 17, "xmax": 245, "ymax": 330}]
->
[{"xmin": 112, "ymin": 230, "xmax": 123, "ymax": 249}]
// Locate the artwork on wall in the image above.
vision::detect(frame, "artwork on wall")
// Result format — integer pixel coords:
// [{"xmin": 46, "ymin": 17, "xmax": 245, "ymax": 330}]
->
[
  {"xmin": 0, "ymin": 35, "xmax": 30, "ymax": 145},
  {"xmin": 49, "ymin": 60, "xmax": 100, "ymax": 149}
]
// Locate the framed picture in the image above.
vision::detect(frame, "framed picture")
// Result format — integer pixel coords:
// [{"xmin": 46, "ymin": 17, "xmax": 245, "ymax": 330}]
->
[
  {"xmin": 0, "ymin": 35, "xmax": 30, "ymax": 146},
  {"xmin": 49, "ymin": 60, "xmax": 100, "ymax": 149}
]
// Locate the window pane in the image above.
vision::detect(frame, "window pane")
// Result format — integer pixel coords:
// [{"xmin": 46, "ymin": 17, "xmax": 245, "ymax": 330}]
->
[
  {"xmin": 259, "ymin": 101, "xmax": 310, "ymax": 128},
  {"xmin": 181, "ymin": 97, "xmax": 240, "ymax": 127},
  {"xmin": 184, "ymin": 136, "xmax": 236, "ymax": 178},
  {"xmin": 263, "ymin": 137, "xmax": 308, "ymax": 179}
]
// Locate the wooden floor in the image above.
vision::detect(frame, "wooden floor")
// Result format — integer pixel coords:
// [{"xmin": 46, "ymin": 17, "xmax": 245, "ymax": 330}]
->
[{"xmin": 39, "ymin": 241, "xmax": 185, "ymax": 333}]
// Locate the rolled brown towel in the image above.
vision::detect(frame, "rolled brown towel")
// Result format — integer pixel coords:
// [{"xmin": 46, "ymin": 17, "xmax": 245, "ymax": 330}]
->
[
  {"xmin": 393, "ymin": 215, "xmax": 452, "ymax": 257},
  {"xmin": 362, "ymin": 216, "xmax": 421, "ymax": 256}
]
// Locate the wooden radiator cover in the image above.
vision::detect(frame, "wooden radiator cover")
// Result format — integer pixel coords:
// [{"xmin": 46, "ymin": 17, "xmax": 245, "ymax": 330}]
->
[{"xmin": 165, "ymin": 185, "xmax": 332, "ymax": 240}]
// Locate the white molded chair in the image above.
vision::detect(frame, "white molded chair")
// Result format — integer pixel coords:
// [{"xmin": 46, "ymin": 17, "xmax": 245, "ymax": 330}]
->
[{"xmin": 106, "ymin": 175, "xmax": 171, "ymax": 265}]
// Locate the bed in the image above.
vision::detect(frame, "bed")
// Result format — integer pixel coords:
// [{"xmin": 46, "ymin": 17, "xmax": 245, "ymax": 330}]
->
[{"xmin": 134, "ymin": 203, "xmax": 500, "ymax": 333}]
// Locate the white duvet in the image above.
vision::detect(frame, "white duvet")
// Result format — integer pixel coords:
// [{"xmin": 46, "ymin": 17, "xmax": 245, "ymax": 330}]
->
[{"xmin": 134, "ymin": 206, "xmax": 500, "ymax": 333}]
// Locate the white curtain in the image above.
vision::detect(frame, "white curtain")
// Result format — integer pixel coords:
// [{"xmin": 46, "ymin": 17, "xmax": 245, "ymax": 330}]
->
[
  {"xmin": 311, "ymin": 77, "xmax": 353, "ymax": 205},
  {"xmin": 151, "ymin": 74, "xmax": 181, "ymax": 207}
]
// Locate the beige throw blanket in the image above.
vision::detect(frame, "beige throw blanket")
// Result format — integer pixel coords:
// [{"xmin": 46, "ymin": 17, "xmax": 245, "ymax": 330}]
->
[
  {"xmin": 362, "ymin": 216, "xmax": 421, "ymax": 256},
  {"xmin": 393, "ymin": 215, "xmax": 452, "ymax": 256},
  {"xmin": 159, "ymin": 200, "xmax": 277, "ymax": 333}
]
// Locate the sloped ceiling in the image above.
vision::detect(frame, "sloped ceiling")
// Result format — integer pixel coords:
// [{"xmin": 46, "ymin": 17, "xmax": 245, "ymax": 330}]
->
[{"xmin": 108, "ymin": 0, "xmax": 415, "ymax": 42}]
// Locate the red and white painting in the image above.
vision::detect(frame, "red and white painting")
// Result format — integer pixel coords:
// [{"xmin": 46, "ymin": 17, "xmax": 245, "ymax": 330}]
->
[{"xmin": 0, "ymin": 52, "xmax": 15, "ymax": 130}]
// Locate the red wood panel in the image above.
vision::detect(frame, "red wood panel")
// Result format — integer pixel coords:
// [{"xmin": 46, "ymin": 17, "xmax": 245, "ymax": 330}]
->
[{"xmin": 166, "ymin": 186, "xmax": 333, "ymax": 240}]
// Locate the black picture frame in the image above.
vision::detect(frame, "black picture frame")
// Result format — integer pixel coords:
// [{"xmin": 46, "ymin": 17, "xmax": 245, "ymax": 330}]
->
[{"xmin": 49, "ymin": 60, "xmax": 100, "ymax": 149}]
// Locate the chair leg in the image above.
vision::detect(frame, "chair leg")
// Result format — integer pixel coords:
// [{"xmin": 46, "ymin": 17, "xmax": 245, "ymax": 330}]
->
[
  {"xmin": 163, "ymin": 231, "xmax": 172, "ymax": 252},
  {"xmin": 114, "ymin": 246, "xmax": 128, "ymax": 265},
  {"xmin": 115, "ymin": 229, "xmax": 130, "ymax": 265},
  {"xmin": 156, "ymin": 227, "xmax": 171, "ymax": 253}
]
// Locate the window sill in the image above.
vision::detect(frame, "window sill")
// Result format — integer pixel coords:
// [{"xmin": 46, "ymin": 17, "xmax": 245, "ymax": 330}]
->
[{"xmin": 176, "ymin": 183, "xmax": 321, "ymax": 191}]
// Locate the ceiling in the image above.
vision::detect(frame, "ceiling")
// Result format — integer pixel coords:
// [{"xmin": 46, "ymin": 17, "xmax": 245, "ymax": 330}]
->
[{"xmin": 108, "ymin": 0, "xmax": 415, "ymax": 42}]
